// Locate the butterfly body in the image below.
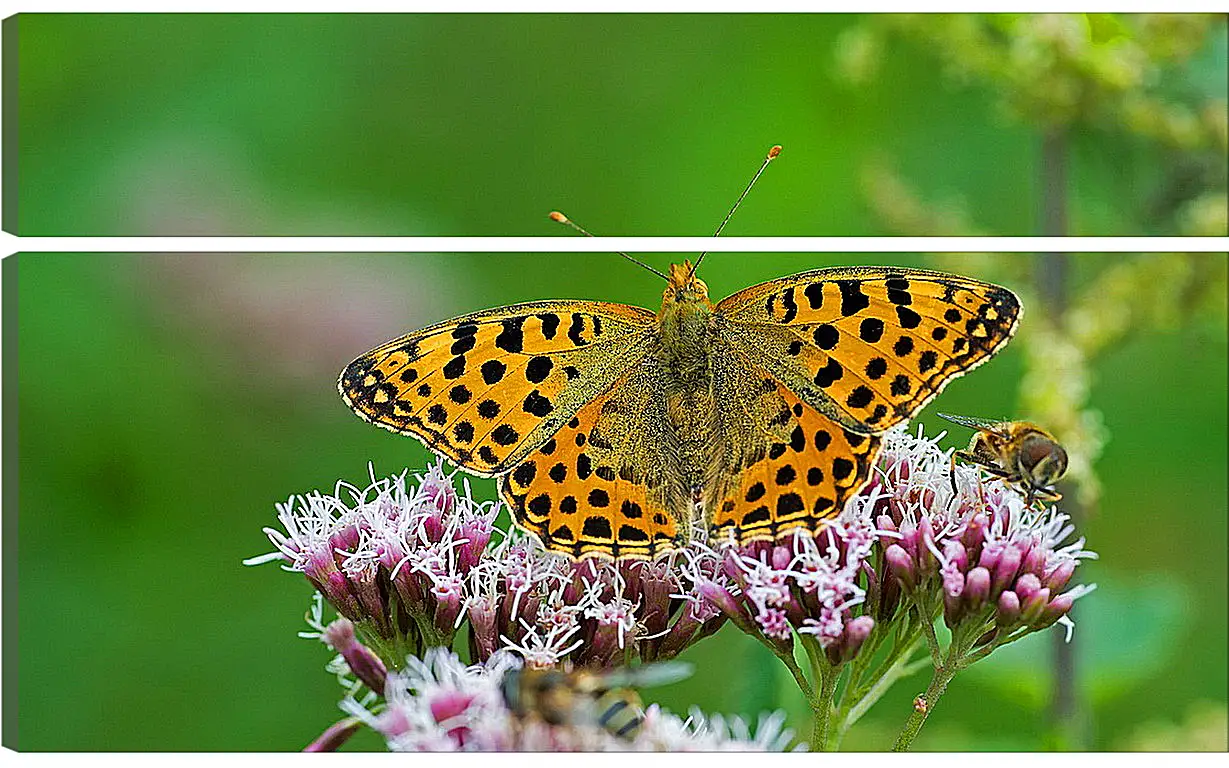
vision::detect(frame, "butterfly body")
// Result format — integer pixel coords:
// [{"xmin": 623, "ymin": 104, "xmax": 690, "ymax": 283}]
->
[{"xmin": 341, "ymin": 263, "xmax": 1021, "ymax": 560}]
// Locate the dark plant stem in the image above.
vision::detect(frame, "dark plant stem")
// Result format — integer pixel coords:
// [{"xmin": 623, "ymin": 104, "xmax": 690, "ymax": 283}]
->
[{"xmin": 1037, "ymin": 126, "xmax": 1088, "ymax": 750}]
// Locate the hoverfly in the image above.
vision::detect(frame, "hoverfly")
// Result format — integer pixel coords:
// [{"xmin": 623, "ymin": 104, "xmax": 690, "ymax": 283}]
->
[
  {"xmin": 500, "ymin": 661, "xmax": 692, "ymax": 740},
  {"xmin": 938, "ymin": 413, "xmax": 1068, "ymax": 505}
]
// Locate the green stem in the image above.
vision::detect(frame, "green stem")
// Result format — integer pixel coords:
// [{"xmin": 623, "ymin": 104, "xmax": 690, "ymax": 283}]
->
[
  {"xmin": 916, "ymin": 602, "xmax": 944, "ymax": 666},
  {"xmin": 890, "ymin": 616, "xmax": 996, "ymax": 751},
  {"xmin": 772, "ymin": 646, "xmax": 817, "ymax": 704},
  {"xmin": 891, "ymin": 657, "xmax": 958, "ymax": 752},
  {"xmin": 799, "ymin": 636, "xmax": 841, "ymax": 751},
  {"xmin": 841, "ymin": 618, "xmax": 922, "ymax": 709},
  {"xmin": 833, "ymin": 638, "xmax": 927, "ymax": 750},
  {"xmin": 839, "ymin": 619, "xmax": 891, "ymax": 704}
]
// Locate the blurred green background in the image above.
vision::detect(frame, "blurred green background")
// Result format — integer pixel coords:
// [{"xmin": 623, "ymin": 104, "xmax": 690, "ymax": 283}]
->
[
  {"xmin": 12, "ymin": 251, "xmax": 1228, "ymax": 750},
  {"xmin": 11, "ymin": 13, "xmax": 1228, "ymax": 236},
  {"xmin": 9, "ymin": 10, "xmax": 1229, "ymax": 753}
]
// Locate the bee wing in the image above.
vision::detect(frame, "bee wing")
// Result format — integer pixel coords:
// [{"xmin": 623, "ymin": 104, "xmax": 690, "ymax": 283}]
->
[
  {"xmin": 601, "ymin": 661, "xmax": 694, "ymax": 690},
  {"xmin": 936, "ymin": 412, "xmax": 1011, "ymax": 434}
]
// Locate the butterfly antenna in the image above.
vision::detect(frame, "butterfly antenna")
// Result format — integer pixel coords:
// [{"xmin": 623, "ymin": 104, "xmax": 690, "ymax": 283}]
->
[
  {"xmin": 549, "ymin": 211, "xmax": 670, "ymax": 281},
  {"xmin": 689, "ymin": 144, "xmax": 782, "ymax": 281}
]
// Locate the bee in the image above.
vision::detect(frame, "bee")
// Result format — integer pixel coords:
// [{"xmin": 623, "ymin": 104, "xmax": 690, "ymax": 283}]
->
[
  {"xmin": 500, "ymin": 661, "xmax": 692, "ymax": 740},
  {"xmin": 937, "ymin": 413, "xmax": 1068, "ymax": 505}
]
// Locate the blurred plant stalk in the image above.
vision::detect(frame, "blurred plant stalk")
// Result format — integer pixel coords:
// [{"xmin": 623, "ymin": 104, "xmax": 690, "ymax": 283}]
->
[
  {"xmin": 1036, "ymin": 124, "xmax": 1089, "ymax": 749},
  {"xmin": 835, "ymin": 12, "xmax": 1229, "ymax": 750}
]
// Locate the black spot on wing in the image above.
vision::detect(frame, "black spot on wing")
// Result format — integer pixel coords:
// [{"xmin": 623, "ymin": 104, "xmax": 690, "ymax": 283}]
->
[
  {"xmin": 525, "ymin": 356, "xmax": 553, "ymax": 383},
  {"xmin": 837, "ymin": 280, "xmax": 871, "ymax": 316},
  {"xmin": 804, "ymin": 282, "xmax": 824, "ymax": 309},
  {"xmin": 495, "ymin": 318, "xmax": 525, "ymax": 353},
  {"xmin": 567, "ymin": 314, "xmax": 587, "ymax": 346},
  {"xmin": 896, "ymin": 306, "xmax": 922, "ymax": 329},
  {"xmin": 583, "ymin": 516, "xmax": 612, "ymax": 538},
  {"xmin": 813, "ymin": 324, "xmax": 839, "ymax": 349},
  {"xmin": 537, "ymin": 313, "xmax": 561, "ymax": 339},
  {"xmin": 481, "ymin": 360, "xmax": 507, "ymax": 385},
  {"xmin": 522, "ymin": 390, "xmax": 553, "ymax": 417},
  {"xmin": 780, "ymin": 287, "xmax": 798, "ymax": 323},
  {"xmin": 859, "ymin": 317, "xmax": 884, "ymax": 343},
  {"xmin": 814, "ymin": 358, "xmax": 844, "ymax": 388}
]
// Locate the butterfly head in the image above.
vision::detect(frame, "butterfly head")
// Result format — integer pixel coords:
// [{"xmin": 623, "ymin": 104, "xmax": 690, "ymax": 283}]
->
[{"xmin": 665, "ymin": 261, "xmax": 711, "ymax": 307}]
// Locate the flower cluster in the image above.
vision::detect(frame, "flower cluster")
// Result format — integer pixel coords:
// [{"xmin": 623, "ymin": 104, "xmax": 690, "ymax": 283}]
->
[
  {"xmin": 871, "ymin": 428, "xmax": 1097, "ymax": 644},
  {"xmin": 467, "ymin": 534, "xmax": 727, "ymax": 668},
  {"xmin": 684, "ymin": 511, "xmax": 880, "ymax": 667},
  {"xmin": 252, "ymin": 423, "xmax": 1097, "ymax": 752},
  {"xmin": 246, "ymin": 462, "xmax": 497, "ymax": 654},
  {"xmin": 338, "ymin": 647, "xmax": 798, "ymax": 752},
  {"xmin": 247, "ymin": 461, "xmax": 728, "ymax": 669}
]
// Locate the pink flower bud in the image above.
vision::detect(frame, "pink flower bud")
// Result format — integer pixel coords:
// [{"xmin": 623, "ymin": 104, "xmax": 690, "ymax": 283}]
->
[
  {"xmin": 420, "ymin": 466, "xmax": 458, "ymax": 517},
  {"xmin": 915, "ymin": 517, "xmax": 939, "ymax": 578},
  {"xmin": 991, "ymin": 545, "xmax": 1023, "ymax": 596},
  {"xmin": 639, "ymin": 572, "xmax": 673, "ymax": 637},
  {"xmin": 698, "ymin": 580, "xmax": 757, "ymax": 636},
  {"xmin": 303, "ymin": 717, "xmax": 363, "ymax": 752},
  {"xmin": 422, "ymin": 513, "xmax": 446, "ymax": 544},
  {"xmin": 772, "ymin": 545, "xmax": 792, "ymax": 571},
  {"xmin": 877, "ymin": 565, "xmax": 902, "ymax": 622},
  {"xmin": 978, "ymin": 541, "xmax": 1002, "ymax": 572},
  {"xmin": 1014, "ymin": 572, "xmax": 1042, "ymax": 603},
  {"xmin": 941, "ymin": 559, "xmax": 966, "ymax": 600},
  {"xmin": 1020, "ymin": 586, "xmax": 1051, "ymax": 624},
  {"xmin": 330, "ymin": 524, "xmax": 362, "ymax": 558},
  {"xmin": 722, "ymin": 550, "xmax": 744, "ymax": 582},
  {"xmin": 587, "ymin": 620, "xmax": 622, "ymax": 667},
  {"xmin": 898, "ymin": 519, "xmax": 919, "ymax": 559},
  {"xmin": 429, "ymin": 690, "xmax": 475, "ymax": 725},
  {"xmin": 306, "ymin": 552, "xmax": 363, "ymax": 621},
  {"xmin": 467, "ymin": 596, "xmax": 499, "ymax": 661},
  {"xmin": 456, "ymin": 520, "xmax": 492, "ymax": 572},
  {"xmin": 374, "ymin": 706, "xmax": 411, "ymax": 740},
  {"xmin": 996, "ymin": 590, "xmax": 1021, "ymax": 627},
  {"xmin": 964, "ymin": 566, "xmax": 991, "ymax": 609},
  {"xmin": 885, "ymin": 544, "xmax": 917, "ymax": 590},
  {"xmin": 961, "ymin": 511, "xmax": 987, "ymax": 556},
  {"xmin": 1021, "ymin": 541, "xmax": 1047, "ymax": 578},
  {"xmin": 431, "ymin": 577, "xmax": 463, "ymax": 636},
  {"xmin": 1036, "ymin": 593, "xmax": 1075, "ymax": 630},
  {"xmin": 943, "ymin": 540, "xmax": 968, "ymax": 573},
  {"xmin": 347, "ymin": 561, "xmax": 389, "ymax": 635},
  {"xmin": 429, "ymin": 690, "xmax": 476, "ymax": 746},
  {"xmin": 841, "ymin": 615, "xmax": 875, "ymax": 661},
  {"xmin": 322, "ymin": 619, "xmax": 388, "ymax": 694},
  {"xmin": 1043, "ymin": 559, "xmax": 1077, "ymax": 592},
  {"xmin": 389, "ymin": 561, "xmax": 425, "ymax": 615},
  {"xmin": 943, "ymin": 586, "xmax": 964, "ymax": 628},
  {"xmin": 781, "ymin": 589, "xmax": 807, "ymax": 629}
]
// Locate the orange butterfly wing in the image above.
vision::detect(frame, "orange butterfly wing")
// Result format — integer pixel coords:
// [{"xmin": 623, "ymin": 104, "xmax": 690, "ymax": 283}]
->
[
  {"xmin": 499, "ymin": 360, "xmax": 681, "ymax": 560},
  {"xmin": 339, "ymin": 301, "xmax": 655, "ymax": 477},
  {"xmin": 716, "ymin": 266, "xmax": 1021, "ymax": 432},
  {"xmin": 708, "ymin": 267, "xmax": 1020, "ymax": 543}
]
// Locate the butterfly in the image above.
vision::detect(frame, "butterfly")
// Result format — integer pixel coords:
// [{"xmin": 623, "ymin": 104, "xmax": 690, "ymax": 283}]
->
[
  {"xmin": 937, "ymin": 413, "xmax": 1067, "ymax": 504},
  {"xmin": 339, "ymin": 261, "xmax": 1021, "ymax": 560}
]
